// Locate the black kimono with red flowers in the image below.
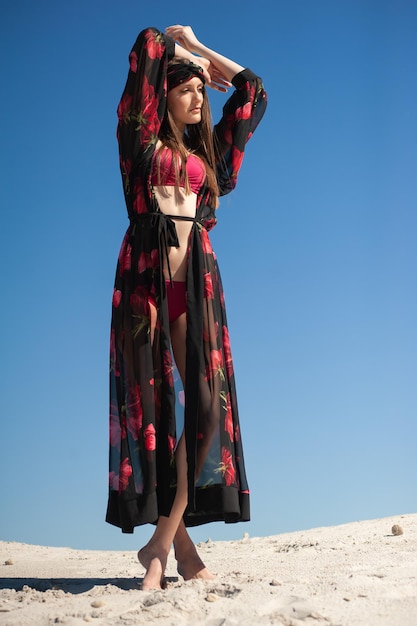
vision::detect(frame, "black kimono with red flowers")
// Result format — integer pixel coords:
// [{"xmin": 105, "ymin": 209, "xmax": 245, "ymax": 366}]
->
[{"xmin": 106, "ymin": 27, "xmax": 267, "ymax": 533}]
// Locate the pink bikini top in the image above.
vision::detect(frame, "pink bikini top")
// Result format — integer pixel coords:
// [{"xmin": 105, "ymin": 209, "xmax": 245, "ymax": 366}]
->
[{"xmin": 151, "ymin": 148, "xmax": 206, "ymax": 194}]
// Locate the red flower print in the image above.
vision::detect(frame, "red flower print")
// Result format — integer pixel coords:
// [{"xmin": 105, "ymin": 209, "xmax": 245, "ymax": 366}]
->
[
  {"xmin": 235, "ymin": 100, "xmax": 253, "ymax": 121},
  {"xmin": 203, "ymin": 217, "xmax": 217, "ymax": 231},
  {"xmin": 222, "ymin": 326, "xmax": 234, "ymax": 378},
  {"xmin": 119, "ymin": 457, "xmax": 132, "ymax": 491},
  {"xmin": 113, "ymin": 289, "xmax": 122, "ymax": 308},
  {"xmin": 150, "ymin": 249, "xmax": 159, "ymax": 268},
  {"xmin": 129, "ymin": 50, "xmax": 138, "ymax": 72},
  {"xmin": 132, "ymin": 180, "xmax": 148, "ymax": 214},
  {"xmin": 231, "ymin": 146, "xmax": 244, "ymax": 177},
  {"xmin": 118, "ymin": 240, "xmax": 131, "ymax": 276},
  {"xmin": 137, "ymin": 249, "xmax": 159, "ymax": 273},
  {"xmin": 140, "ymin": 78, "xmax": 160, "ymax": 144},
  {"xmin": 145, "ymin": 29, "xmax": 165, "ymax": 59},
  {"xmin": 221, "ymin": 447, "xmax": 236, "ymax": 486},
  {"xmin": 224, "ymin": 393, "xmax": 234, "ymax": 441},
  {"xmin": 168, "ymin": 434, "xmax": 176, "ymax": 455},
  {"xmin": 208, "ymin": 349, "xmax": 224, "ymax": 380},
  {"xmin": 144, "ymin": 423, "xmax": 156, "ymax": 451},
  {"xmin": 143, "ymin": 111, "xmax": 159, "ymax": 145},
  {"xmin": 204, "ymin": 272, "xmax": 214, "ymax": 300},
  {"xmin": 117, "ymin": 94, "xmax": 132, "ymax": 123},
  {"xmin": 200, "ymin": 227, "xmax": 213, "ymax": 254}
]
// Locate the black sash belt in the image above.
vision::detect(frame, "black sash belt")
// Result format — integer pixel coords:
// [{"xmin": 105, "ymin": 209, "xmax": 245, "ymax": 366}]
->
[{"xmin": 129, "ymin": 212, "xmax": 202, "ymax": 284}]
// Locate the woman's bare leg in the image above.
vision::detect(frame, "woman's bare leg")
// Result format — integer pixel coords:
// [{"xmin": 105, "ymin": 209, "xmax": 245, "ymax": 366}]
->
[
  {"xmin": 138, "ymin": 432, "xmax": 188, "ymax": 589},
  {"xmin": 173, "ymin": 520, "xmax": 215, "ymax": 580},
  {"xmin": 138, "ymin": 309, "xmax": 213, "ymax": 588},
  {"xmin": 170, "ymin": 313, "xmax": 214, "ymax": 580},
  {"xmin": 137, "ymin": 302, "xmax": 188, "ymax": 590}
]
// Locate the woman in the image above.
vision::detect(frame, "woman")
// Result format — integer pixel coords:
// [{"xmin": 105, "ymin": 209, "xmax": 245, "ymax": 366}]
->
[{"xmin": 106, "ymin": 24, "xmax": 267, "ymax": 589}]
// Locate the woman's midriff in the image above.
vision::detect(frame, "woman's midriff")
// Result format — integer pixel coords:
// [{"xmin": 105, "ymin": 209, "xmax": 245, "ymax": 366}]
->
[{"xmin": 153, "ymin": 186, "xmax": 197, "ymax": 282}]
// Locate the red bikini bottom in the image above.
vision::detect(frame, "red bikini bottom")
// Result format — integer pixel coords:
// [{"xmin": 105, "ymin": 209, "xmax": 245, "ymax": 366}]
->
[{"xmin": 165, "ymin": 280, "xmax": 187, "ymax": 323}]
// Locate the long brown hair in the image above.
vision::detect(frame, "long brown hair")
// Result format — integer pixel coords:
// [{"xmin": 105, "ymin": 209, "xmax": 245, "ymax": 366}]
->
[{"xmin": 155, "ymin": 59, "xmax": 219, "ymax": 208}]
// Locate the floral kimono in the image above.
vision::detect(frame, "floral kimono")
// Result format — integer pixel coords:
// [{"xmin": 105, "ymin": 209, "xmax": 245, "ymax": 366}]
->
[{"xmin": 106, "ymin": 27, "xmax": 267, "ymax": 533}]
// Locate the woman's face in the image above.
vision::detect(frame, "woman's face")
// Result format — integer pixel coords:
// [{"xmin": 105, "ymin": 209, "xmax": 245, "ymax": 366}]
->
[{"xmin": 167, "ymin": 77, "xmax": 205, "ymax": 132}]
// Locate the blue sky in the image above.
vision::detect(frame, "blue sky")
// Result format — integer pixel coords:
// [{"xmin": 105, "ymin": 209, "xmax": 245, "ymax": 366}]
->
[{"xmin": 1, "ymin": 0, "xmax": 416, "ymax": 551}]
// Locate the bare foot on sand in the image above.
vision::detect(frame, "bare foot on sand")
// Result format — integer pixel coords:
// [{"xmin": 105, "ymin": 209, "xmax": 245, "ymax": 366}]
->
[
  {"xmin": 176, "ymin": 547, "xmax": 216, "ymax": 581},
  {"xmin": 178, "ymin": 561, "xmax": 216, "ymax": 581},
  {"xmin": 173, "ymin": 523, "xmax": 215, "ymax": 581},
  {"xmin": 138, "ymin": 545, "xmax": 168, "ymax": 590}
]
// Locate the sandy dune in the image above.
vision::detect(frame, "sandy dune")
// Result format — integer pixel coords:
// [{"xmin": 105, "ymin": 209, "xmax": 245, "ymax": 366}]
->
[{"xmin": 0, "ymin": 513, "xmax": 416, "ymax": 625}]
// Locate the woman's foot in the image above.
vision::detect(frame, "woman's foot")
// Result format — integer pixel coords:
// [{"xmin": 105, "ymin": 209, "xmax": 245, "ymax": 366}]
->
[
  {"xmin": 138, "ymin": 544, "xmax": 168, "ymax": 590},
  {"xmin": 174, "ymin": 539, "xmax": 215, "ymax": 580},
  {"xmin": 177, "ymin": 556, "xmax": 216, "ymax": 581},
  {"xmin": 174, "ymin": 529, "xmax": 215, "ymax": 581}
]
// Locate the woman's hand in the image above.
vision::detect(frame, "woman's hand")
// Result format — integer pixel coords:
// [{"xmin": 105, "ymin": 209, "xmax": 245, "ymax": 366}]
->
[
  {"xmin": 166, "ymin": 23, "xmax": 244, "ymax": 84},
  {"xmin": 167, "ymin": 25, "xmax": 232, "ymax": 92},
  {"xmin": 198, "ymin": 57, "xmax": 231, "ymax": 92},
  {"xmin": 165, "ymin": 25, "xmax": 201, "ymax": 54}
]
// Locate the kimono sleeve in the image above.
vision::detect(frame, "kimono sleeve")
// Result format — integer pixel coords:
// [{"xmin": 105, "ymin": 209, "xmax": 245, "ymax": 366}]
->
[
  {"xmin": 213, "ymin": 69, "xmax": 267, "ymax": 196},
  {"xmin": 117, "ymin": 27, "xmax": 175, "ymax": 186}
]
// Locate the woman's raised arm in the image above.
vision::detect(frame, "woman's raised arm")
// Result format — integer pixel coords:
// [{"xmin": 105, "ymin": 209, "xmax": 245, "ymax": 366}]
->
[
  {"xmin": 117, "ymin": 27, "xmax": 175, "ymax": 199},
  {"xmin": 165, "ymin": 25, "xmax": 244, "ymax": 85}
]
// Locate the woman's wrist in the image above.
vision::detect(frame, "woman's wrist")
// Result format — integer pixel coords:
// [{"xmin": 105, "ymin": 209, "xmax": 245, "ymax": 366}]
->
[
  {"xmin": 189, "ymin": 41, "xmax": 209, "ymax": 58},
  {"xmin": 190, "ymin": 44, "xmax": 244, "ymax": 81},
  {"xmin": 174, "ymin": 43, "xmax": 196, "ymax": 61}
]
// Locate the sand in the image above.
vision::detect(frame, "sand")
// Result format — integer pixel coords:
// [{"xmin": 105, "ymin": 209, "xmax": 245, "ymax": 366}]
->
[{"xmin": 0, "ymin": 513, "xmax": 416, "ymax": 625}]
